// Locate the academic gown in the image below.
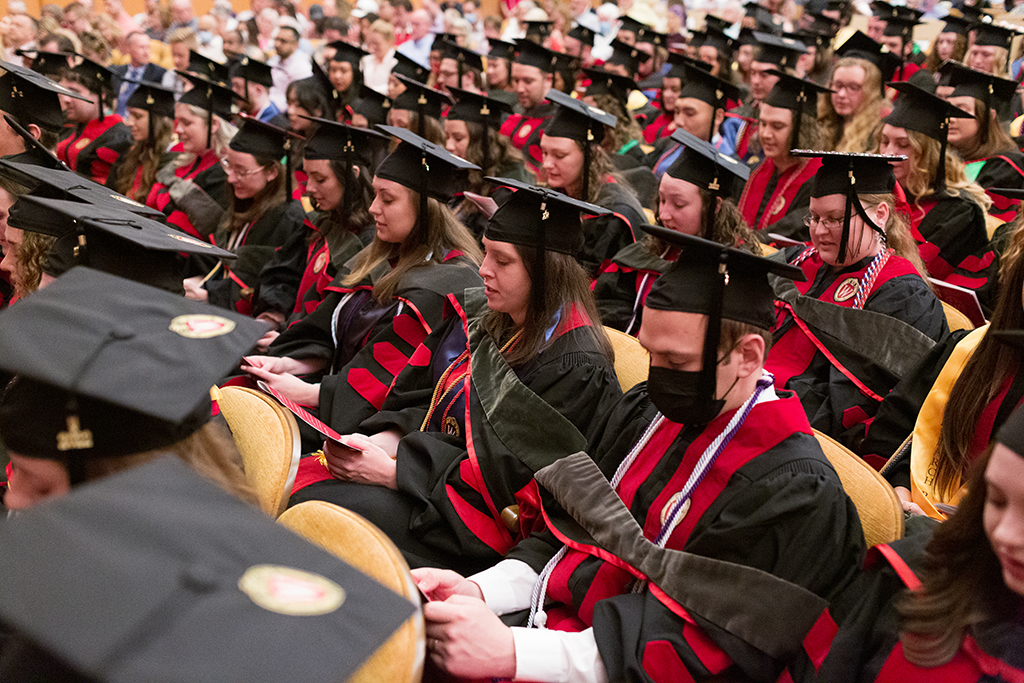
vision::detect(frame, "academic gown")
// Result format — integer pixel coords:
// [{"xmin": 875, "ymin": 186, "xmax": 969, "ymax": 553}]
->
[
  {"xmin": 484, "ymin": 383, "xmax": 864, "ymax": 682},
  {"xmin": 288, "ymin": 288, "xmax": 623, "ymax": 575},
  {"xmin": 105, "ymin": 150, "xmax": 180, "ymax": 201},
  {"xmin": 963, "ymin": 151, "xmax": 1024, "ymax": 222},
  {"xmin": 767, "ymin": 246, "xmax": 949, "ymax": 452},
  {"xmin": 818, "ymin": 533, "xmax": 1024, "ymax": 683},
  {"xmin": 199, "ymin": 200, "xmax": 307, "ymax": 315},
  {"xmin": 499, "ymin": 101, "xmax": 555, "ymax": 176},
  {"xmin": 642, "ymin": 110, "xmax": 674, "ymax": 144},
  {"xmin": 56, "ymin": 115, "xmax": 133, "ymax": 185},
  {"xmin": 592, "ymin": 240, "xmax": 669, "ymax": 335},
  {"xmin": 738, "ymin": 157, "xmax": 821, "ymax": 238},
  {"xmin": 720, "ymin": 103, "xmax": 760, "ymax": 164},
  {"xmin": 145, "ymin": 151, "xmax": 230, "ymax": 241},
  {"xmin": 906, "ymin": 190, "xmax": 998, "ymax": 313},
  {"xmin": 251, "ymin": 211, "xmax": 370, "ymax": 323},
  {"xmin": 578, "ymin": 179, "xmax": 645, "ymax": 279},
  {"xmin": 453, "ymin": 158, "xmax": 535, "ymax": 240}
]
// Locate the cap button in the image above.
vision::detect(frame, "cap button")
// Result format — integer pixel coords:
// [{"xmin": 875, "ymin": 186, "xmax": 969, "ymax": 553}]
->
[
  {"xmin": 109, "ymin": 325, "xmax": 135, "ymax": 340},
  {"xmin": 181, "ymin": 564, "xmax": 219, "ymax": 592}
]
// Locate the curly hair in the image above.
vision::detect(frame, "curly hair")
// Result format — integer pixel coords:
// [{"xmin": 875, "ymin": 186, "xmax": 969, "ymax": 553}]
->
[
  {"xmin": 817, "ymin": 58, "xmax": 884, "ymax": 153},
  {"xmin": 856, "ymin": 192, "xmax": 929, "ymax": 279},
  {"xmin": 589, "ymin": 93, "xmax": 645, "ymax": 154},
  {"xmin": 896, "ymin": 128, "xmax": 992, "ymax": 213},
  {"xmin": 113, "ymin": 114, "xmax": 174, "ymax": 202},
  {"xmin": 11, "ymin": 231, "xmax": 55, "ymax": 298}
]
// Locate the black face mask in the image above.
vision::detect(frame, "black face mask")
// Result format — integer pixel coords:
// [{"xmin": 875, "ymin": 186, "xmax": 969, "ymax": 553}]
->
[{"xmin": 647, "ymin": 346, "xmax": 740, "ymax": 426}]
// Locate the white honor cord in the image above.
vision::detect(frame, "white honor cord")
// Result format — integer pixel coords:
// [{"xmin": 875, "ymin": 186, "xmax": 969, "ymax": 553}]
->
[{"xmin": 625, "ymin": 272, "xmax": 651, "ymax": 337}]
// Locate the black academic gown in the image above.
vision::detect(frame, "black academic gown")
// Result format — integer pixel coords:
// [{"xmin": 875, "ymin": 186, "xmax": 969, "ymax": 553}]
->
[
  {"xmin": 502, "ymin": 383, "xmax": 865, "ymax": 682},
  {"xmin": 289, "ymin": 289, "xmax": 623, "ymax": 575},
  {"xmin": 592, "ymin": 240, "xmax": 669, "ymax": 335},
  {"xmin": 578, "ymin": 180, "xmax": 646, "ymax": 279}
]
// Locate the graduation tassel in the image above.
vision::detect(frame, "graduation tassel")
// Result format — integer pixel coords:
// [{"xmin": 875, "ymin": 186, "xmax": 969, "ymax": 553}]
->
[
  {"xmin": 284, "ymin": 138, "xmax": 293, "ymax": 200},
  {"xmin": 791, "ymin": 88, "xmax": 805, "ymax": 152},
  {"xmin": 582, "ymin": 126, "xmax": 592, "ymax": 202},
  {"xmin": 343, "ymin": 132, "xmax": 353, "ymax": 220},
  {"xmin": 936, "ymin": 115, "xmax": 950, "ymax": 195},
  {"xmin": 983, "ymin": 84, "xmax": 993, "ymax": 144},
  {"xmin": 481, "ymin": 103, "xmax": 491, "ymax": 175},
  {"xmin": 416, "ymin": 95, "xmax": 426, "ymax": 138},
  {"xmin": 532, "ymin": 200, "xmax": 548, "ymax": 318},
  {"xmin": 419, "ymin": 150, "xmax": 429, "ymax": 238},
  {"xmin": 206, "ymin": 86, "xmax": 214, "ymax": 150},
  {"xmin": 837, "ymin": 167, "xmax": 855, "ymax": 266}
]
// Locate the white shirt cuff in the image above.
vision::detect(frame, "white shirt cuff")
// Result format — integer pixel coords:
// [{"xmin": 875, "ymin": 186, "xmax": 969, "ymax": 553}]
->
[
  {"xmin": 469, "ymin": 559, "xmax": 538, "ymax": 616},
  {"xmin": 512, "ymin": 626, "xmax": 608, "ymax": 683}
]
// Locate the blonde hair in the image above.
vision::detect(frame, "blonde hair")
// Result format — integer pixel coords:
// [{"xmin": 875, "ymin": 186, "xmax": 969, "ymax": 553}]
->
[
  {"xmin": 175, "ymin": 104, "xmax": 237, "ymax": 159},
  {"xmin": 818, "ymin": 58, "xmax": 884, "ymax": 153},
  {"xmin": 897, "ymin": 128, "xmax": 992, "ymax": 213},
  {"xmin": 966, "ymin": 45, "xmax": 1009, "ymax": 78},
  {"xmin": 368, "ymin": 18, "xmax": 395, "ymax": 44},
  {"xmin": 858, "ymin": 192, "xmax": 929, "ymax": 279}
]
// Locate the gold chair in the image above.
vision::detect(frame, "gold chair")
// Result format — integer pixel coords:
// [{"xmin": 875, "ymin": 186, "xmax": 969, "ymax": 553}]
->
[
  {"xmin": 604, "ymin": 326, "xmax": 650, "ymax": 392},
  {"xmin": 813, "ymin": 430, "xmax": 904, "ymax": 548},
  {"xmin": 941, "ymin": 301, "xmax": 974, "ymax": 332},
  {"xmin": 278, "ymin": 501, "xmax": 425, "ymax": 683},
  {"xmin": 216, "ymin": 386, "xmax": 301, "ymax": 517}
]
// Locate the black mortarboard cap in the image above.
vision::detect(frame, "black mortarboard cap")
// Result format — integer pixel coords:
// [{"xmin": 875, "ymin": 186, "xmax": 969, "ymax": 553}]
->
[
  {"xmin": 392, "ymin": 50, "xmax": 430, "ymax": 83},
  {"xmin": 441, "ymin": 40, "xmax": 484, "ymax": 82},
  {"xmin": 229, "ymin": 55, "xmax": 274, "ymax": 88},
  {"xmin": 785, "ymin": 29, "xmax": 828, "ymax": 51},
  {"xmin": 9, "ymin": 195, "xmax": 234, "ymax": 291},
  {"xmin": 544, "ymin": 89, "xmax": 615, "ymax": 199},
  {"xmin": 882, "ymin": 14, "xmax": 920, "ymax": 41},
  {"xmin": 995, "ymin": 397, "xmax": 1024, "ymax": 456},
  {"xmin": 0, "ymin": 59, "xmax": 87, "ymax": 130},
  {"xmin": 666, "ymin": 128, "xmax": 751, "ymax": 198},
  {"xmin": 124, "ymin": 81, "xmax": 176, "ymax": 119},
  {"xmin": 960, "ymin": 4, "xmax": 989, "ymax": 23},
  {"xmin": 643, "ymin": 226, "xmax": 803, "ymax": 419},
  {"xmin": 678, "ymin": 62, "xmax": 741, "ymax": 116},
  {"xmin": 17, "ymin": 48, "xmax": 70, "ymax": 78},
  {"xmin": 513, "ymin": 38, "xmax": 558, "ymax": 73},
  {"xmin": 606, "ymin": 38, "xmax": 652, "ymax": 75},
  {"xmin": 230, "ymin": 116, "xmax": 296, "ymax": 159},
  {"xmin": 582, "ymin": 67, "xmax": 637, "ymax": 109},
  {"xmin": 188, "ymin": 49, "xmax": 230, "ymax": 84},
  {"xmin": 0, "ymin": 160, "xmax": 165, "ymax": 218},
  {"xmin": 764, "ymin": 69, "xmax": 832, "ymax": 114},
  {"xmin": 524, "ymin": 19, "xmax": 553, "ymax": 41},
  {"xmin": 178, "ymin": 71, "xmax": 239, "ymax": 146},
  {"xmin": 1, "ymin": 113, "xmax": 63, "ymax": 168},
  {"xmin": 637, "ymin": 29, "xmax": 668, "ymax": 48},
  {"xmin": 805, "ymin": 12, "xmax": 840, "ymax": 39},
  {"xmin": 701, "ymin": 26, "xmax": 734, "ymax": 55},
  {"xmin": 834, "ymin": 31, "xmax": 901, "ymax": 82},
  {"xmin": 941, "ymin": 60, "xmax": 1017, "ymax": 105},
  {"xmin": 0, "ymin": 457, "xmax": 415, "ymax": 682},
  {"xmin": 0, "ymin": 268, "xmax": 266, "ymax": 460},
  {"xmin": 704, "ymin": 14, "xmax": 731, "ymax": 32},
  {"xmin": 884, "ymin": 80, "xmax": 972, "ymax": 193},
  {"xmin": 666, "ymin": 52, "xmax": 711, "ymax": 80},
  {"xmin": 940, "ymin": 14, "xmax": 971, "ymax": 35},
  {"xmin": 69, "ymin": 55, "xmax": 118, "ymax": 121},
  {"xmin": 566, "ymin": 25, "xmax": 596, "ymax": 48},
  {"xmin": 793, "ymin": 150, "xmax": 903, "ymax": 263},
  {"xmin": 752, "ymin": 32, "xmax": 806, "ymax": 68},
  {"xmin": 349, "ymin": 84, "xmax": 392, "ymax": 127},
  {"xmin": 690, "ymin": 31, "xmax": 707, "ymax": 50},
  {"xmin": 618, "ymin": 15, "xmax": 651, "ymax": 36},
  {"xmin": 390, "ymin": 73, "xmax": 450, "ymax": 121},
  {"xmin": 302, "ymin": 116, "xmax": 389, "ymax": 167},
  {"xmin": 374, "ymin": 124, "xmax": 479, "ymax": 202},
  {"xmin": 972, "ymin": 21, "xmax": 1019, "ymax": 64},
  {"xmin": 446, "ymin": 85, "xmax": 512, "ymax": 127},
  {"xmin": 735, "ymin": 26, "xmax": 759, "ymax": 46},
  {"xmin": 870, "ymin": 0, "xmax": 922, "ymax": 20},
  {"xmin": 431, "ymin": 32, "xmax": 458, "ymax": 51},
  {"xmin": 488, "ymin": 39, "xmax": 518, "ymax": 61},
  {"xmin": 327, "ymin": 40, "xmax": 370, "ymax": 66}
]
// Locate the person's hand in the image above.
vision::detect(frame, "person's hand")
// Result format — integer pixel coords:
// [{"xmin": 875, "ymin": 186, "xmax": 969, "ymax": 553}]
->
[
  {"xmin": 256, "ymin": 329, "xmax": 280, "ymax": 351},
  {"xmin": 240, "ymin": 362, "xmax": 320, "ymax": 407},
  {"xmin": 241, "ymin": 355, "xmax": 324, "ymax": 376},
  {"xmin": 366, "ymin": 429, "xmax": 402, "ymax": 459},
  {"xmin": 424, "ymin": 596, "xmax": 516, "ymax": 679},
  {"xmin": 256, "ymin": 311, "xmax": 286, "ymax": 331},
  {"xmin": 322, "ymin": 433, "xmax": 397, "ymax": 488},
  {"xmin": 894, "ymin": 485, "xmax": 927, "ymax": 516},
  {"xmin": 411, "ymin": 568, "xmax": 483, "ymax": 601},
  {"xmin": 183, "ymin": 276, "xmax": 209, "ymax": 302}
]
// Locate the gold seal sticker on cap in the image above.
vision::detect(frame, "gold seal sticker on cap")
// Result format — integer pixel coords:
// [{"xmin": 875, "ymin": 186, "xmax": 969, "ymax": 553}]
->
[
  {"xmin": 169, "ymin": 314, "xmax": 237, "ymax": 338},
  {"xmin": 238, "ymin": 565, "xmax": 346, "ymax": 616},
  {"xmin": 167, "ymin": 233, "xmax": 215, "ymax": 249},
  {"xmin": 833, "ymin": 277, "xmax": 860, "ymax": 303}
]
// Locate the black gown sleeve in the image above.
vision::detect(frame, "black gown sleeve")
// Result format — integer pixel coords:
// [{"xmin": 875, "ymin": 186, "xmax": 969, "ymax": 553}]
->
[
  {"xmin": 593, "ymin": 267, "xmax": 641, "ymax": 332},
  {"xmin": 768, "ymin": 182, "xmax": 813, "ymax": 241}
]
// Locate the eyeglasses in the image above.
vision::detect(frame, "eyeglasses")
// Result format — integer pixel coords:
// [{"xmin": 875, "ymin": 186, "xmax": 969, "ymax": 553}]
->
[
  {"xmin": 831, "ymin": 82, "xmax": 862, "ymax": 94},
  {"xmin": 802, "ymin": 214, "xmax": 844, "ymax": 231},
  {"xmin": 220, "ymin": 160, "xmax": 266, "ymax": 177}
]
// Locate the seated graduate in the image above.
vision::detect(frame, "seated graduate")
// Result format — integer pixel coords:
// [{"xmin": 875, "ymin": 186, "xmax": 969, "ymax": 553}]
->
[
  {"xmin": 443, "ymin": 86, "xmax": 533, "ymax": 240},
  {"xmin": 286, "ymin": 183, "xmax": 623, "ymax": 574},
  {"xmin": 145, "ymin": 73, "xmax": 235, "ymax": 242},
  {"xmin": 386, "ymin": 74, "xmax": 448, "ymax": 146},
  {"xmin": 579, "ymin": 68, "xmax": 646, "ymax": 163},
  {"xmin": 540, "ymin": 89, "xmax": 646, "ymax": 279},
  {"xmin": 182, "ymin": 117, "xmax": 307, "ymax": 314},
  {"xmin": 818, "ymin": 403, "xmax": 1024, "ymax": 683},
  {"xmin": 0, "ymin": 60, "xmax": 76, "ymax": 168},
  {"xmin": 941, "ymin": 62, "xmax": 1024, "ymax": 223},
  {"xmin": 877, "ymin": 82, "xmax": 998, "ymax": 313},
  {"xmin": 411, "ymin": 227, "xmax": 866, "ymax": 683},
  {"xmin": 0, "ymin": 267, "xmax": 266, "ymax": 512},
  {"xmin": 766, "ymin": 152, "xmax": 948, "ymax": 453},
  {"xmin": 594, "ymin": 129, "xmax": 756, "ymax": 335},
  {"xmin": 282, "ymin": 77, "xmax": 329, "ymax": 199},
  {"xmin": 816, "ymin": 40, "xmax": 894, "ymax": 154},
  {"xmin": 737, "ymin": 71, "xmax": 830, "ymax": 239},
  {"xmin": 107, "ymin": 82, "xmax": 178, "ymax": 203},
  {"xmin": 249, "ymin": 120, "xmax": 385, "ymax": 347},
  {"xmin": 645, "ymin": 61, "xmax": 740, "ymax": 180},
  {"xmin": 241, "ymin": 127, "xmax": 483, "ymax": 408},
  {"xmin": 641, "ymin": 51, "xmax": 683, "ymax": 145}
]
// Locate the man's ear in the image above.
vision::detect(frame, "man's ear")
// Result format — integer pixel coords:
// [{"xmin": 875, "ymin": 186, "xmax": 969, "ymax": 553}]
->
[
  {"xmin": 26, "ymin": 123, "xmax": 42, "ymax": 142},
  {"xmin": 734, "ymin": 333, "xmax": 766, "ymax": 379}
]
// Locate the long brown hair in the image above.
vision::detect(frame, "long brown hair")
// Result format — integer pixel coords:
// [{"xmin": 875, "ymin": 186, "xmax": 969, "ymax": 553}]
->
[
  {"xmin": 817, "ymin": 58, "xmax": 884, "ymax": 154},
  {"xmin": 923, "ymin": 33, "xmax": 968, "ymax": 71},
  {"xmin": 460, "ymin": 119, "xmax": 525, "ymax": 194},
  {"xmin": 307, "ymin": 162, "xmax": 375, "ymax": 248},
  {"xmin": 83, "ymin": 420, "xmax": 258, "ymax": 506},
  {"xmin": 651, "ymin": 192, "xmax": 762, "ymax": 256},
  {"xmin": 952, "ymin": 97, "xmax": 1018, "ymax": 162},
  {"xmin": 113, "ymin": 114, "xmax": 175, "ymax": 202},
  {"xmin": 590, "ymin": 92, "xmax": 645, "ymax": 154},
  {"xmin": 220, "ymin": 156, "xmax": 286, "ymax": 237},
  {"xmin": 932, "ymin": 226, "xmax": 1024, "ymax": 499},
  {"xmin": 897, "ymin": 445, "xmax": 1022, "ymax": 665},
  {"xmin": 481, "ymin": 246, "xmax": 613, "ymax": 367},
  {"xmin": 898, "ymin": 128, "xmax": 992, "ymax": 213},
  {"xmin": 343, "ymin": 190, "xmax": 482, "ymax": 303}
]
